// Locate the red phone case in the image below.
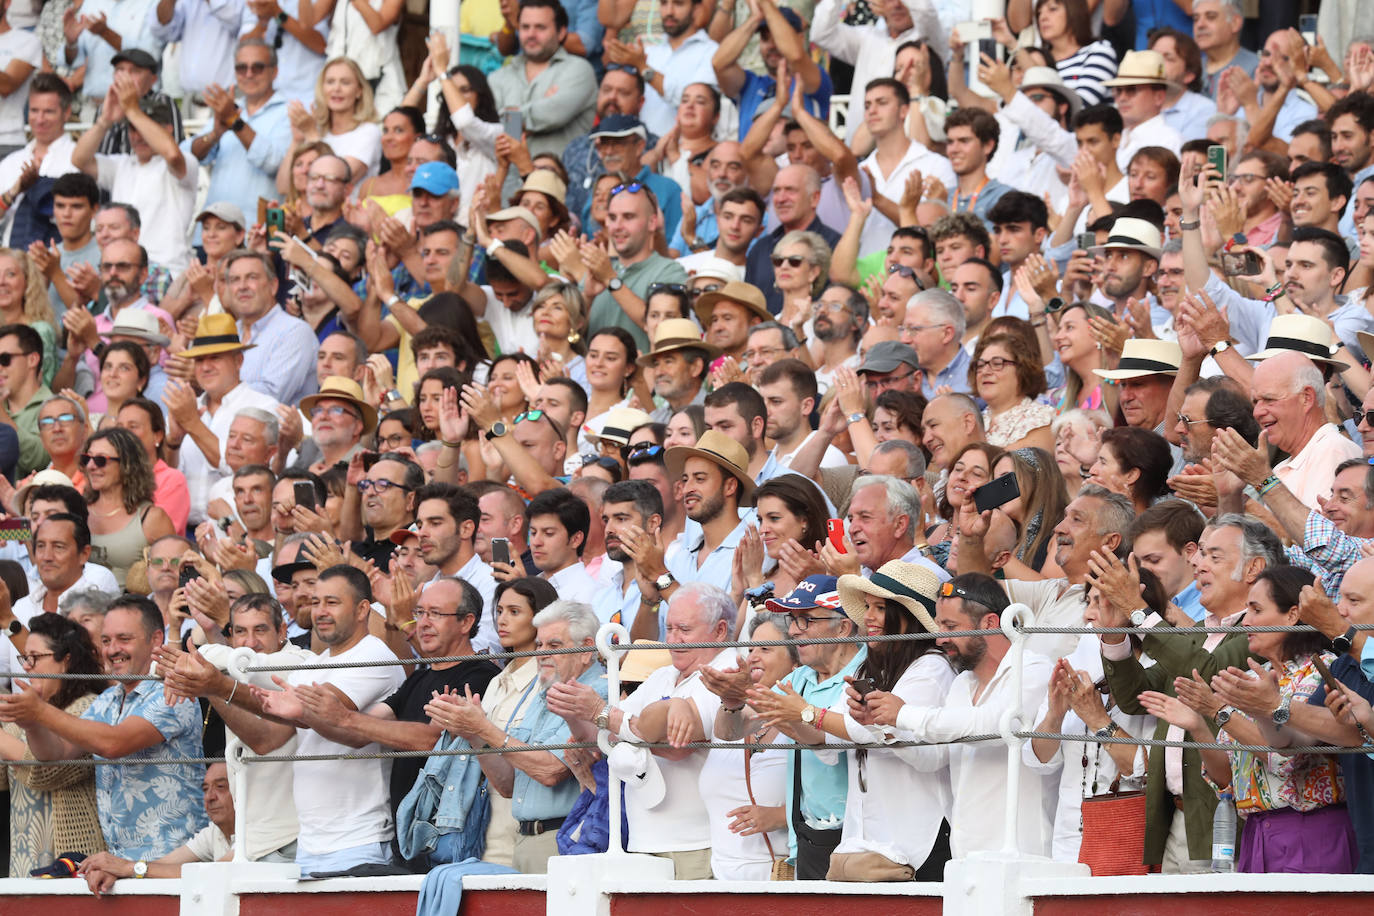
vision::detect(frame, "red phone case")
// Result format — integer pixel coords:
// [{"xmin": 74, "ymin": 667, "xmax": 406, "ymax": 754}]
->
[{"xmin": 827, "ymin": 519, "xmax": 846, "ymax": 552}]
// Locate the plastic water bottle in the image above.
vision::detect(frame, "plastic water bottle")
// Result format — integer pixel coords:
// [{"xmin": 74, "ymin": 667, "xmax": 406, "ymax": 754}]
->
[{"xmin": 1211, "ymin": 791, "xmax": 1237, "ymax": 873}]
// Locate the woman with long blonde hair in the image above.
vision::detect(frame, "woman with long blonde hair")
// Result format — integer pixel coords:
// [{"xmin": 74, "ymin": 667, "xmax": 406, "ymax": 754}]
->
[
  {"xmin": 0, "ymin": 247, "xmax": 58, "ymax": 385},
  {"xmin": 286, "ymin": 57, "xmax": 381, "ymax": 181}
]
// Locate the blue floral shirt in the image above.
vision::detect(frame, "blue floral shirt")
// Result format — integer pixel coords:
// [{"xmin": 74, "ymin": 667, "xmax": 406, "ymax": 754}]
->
[{"xmin": 84, "ymin": 678, "xmax": 208, "ymax": 860}]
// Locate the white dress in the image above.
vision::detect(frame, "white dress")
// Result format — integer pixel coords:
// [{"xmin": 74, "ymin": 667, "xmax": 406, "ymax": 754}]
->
[{"xmin": 325, "ymin": 0, "xmax": 406, "ymax": 113}]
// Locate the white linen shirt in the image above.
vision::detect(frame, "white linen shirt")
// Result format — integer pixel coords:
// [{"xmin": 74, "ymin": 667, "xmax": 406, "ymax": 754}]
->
[
  {"xmin": 858, "ymin": 141, "xmax": 956, "ymax": 258},
  {"xmin": 545, "ymin": 561, "xmax": 600, "ymax": 604},
  {"xmin": 179, "ymin": 381, "xmax": 281, "ymax": 525},
  {"xmin": 1116, "ymin": 112, "xmax": 1182, "ymax": 172}
]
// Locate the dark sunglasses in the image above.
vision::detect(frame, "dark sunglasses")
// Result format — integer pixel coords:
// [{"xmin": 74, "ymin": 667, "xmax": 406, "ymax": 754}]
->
[
  {"xmin": 235, "ymin": 61, "xmax": 270, "ymax": 74},
  {"xmin": 0, "ymin": 351, "xmax": 29, "ymax": 367},
  {"xmin": 582, "ymin": 455, "xmax": 622, "ymax": 471},
  {"xmin": 79, "ymin": 453, "xmax": 113, "ymax": 469},
  {"xmin": 1356, "ymin": 408, "xmax": 1373, "ymax": 426},
  {"xmin": 689, "ymin": 283, "xmax": 723, "ymax": 300}
]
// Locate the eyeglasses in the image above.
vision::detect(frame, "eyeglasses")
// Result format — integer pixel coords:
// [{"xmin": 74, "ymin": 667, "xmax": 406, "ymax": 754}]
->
[
  {"xmin": 413, "ymin": 608, "xmax": 469, "ymax": 621},
  {"xmin": 771, "ymin": 255, "xmax": 808, "ymax": 268},
  {"xmin": 39, "ymin": 413, "xmax": 79, "ymax": 427},
  {"xmin": 648, "ymin": 282, "xmax": 688, "ymax": 297},
  {"xmin": 1355, "ymin": 408, "xmax": 1373, "ymax": 426},
  {"xmin": 357, "ymin": 479, "xmax": 411, "ymax": 494},
  {"xmin": 235, "ymin": 61, "xmax": 270, "ymax": 74},
  {"xmin": 377, "ymin": 432, "xmax": 410, "ymax": 448},
  {"xmin": 863, "ymin": 370, "xmax": 915, "ymax": 391},
  {"xmin": 308, "ymin": 173, "xmax": 349, "ymax": 185},
  {"xmin": 147, "ymin": 556, "xmax": 179, "ymax": 568},
  {"xmin": 1227, "ymin": 173, "xmax": 1266, "ymax": 185},
  {"xmin": 787, "ymin": 613, "xmax": 845, "ymax": 631},
  {"xmin": 973, "ymin": 357, "xmax": 1012, "ymax": 373},
  {"xmin": 100, "ymin": 261, "xmax": 139, "ymax": 273},
  {"xmin": 743, "ymin": 346, "xmax": 784, "ymax": 362},
  {"xmin": 79, "ymin": 453, "xmax": 113, "ymax": 469},
  {"xmin": 689, "ymin": 283, "xmax": 723, "ymax": 300},
  {"xmin": 311, "ymin": 405, "xmax": 362, "ymax": 421},
  {"xmin": 610, "ymin": 181, "xmax": 644, "ymax": 197},
  {"xmin": 18, "ymin": 651, "xmax": 53, "ymax": 668},
  {"xmin": 898, "ymin": 323, "xmax": 946, "ymax": 335},
  {"xmin": 887, "ymin": 264, "xmax": 927, "ymax": 290},
  {"xmin": 0, "ymin": 351, "xmax": 25, "ymax": 367},
  {"xmin": 1176, "ymin": 412, "xmax": 1208, "ymax": 426},
  {"xmin": 816, "ymin": 299, "xmax": 852, "ymax": 314}
]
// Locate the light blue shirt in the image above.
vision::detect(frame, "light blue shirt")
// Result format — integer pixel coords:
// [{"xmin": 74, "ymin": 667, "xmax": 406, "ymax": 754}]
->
[
  {"xmin": 1341, "ymin": 164, "xmax": 1374, "ymax": 243},
  {"xmin": 922, "ymin": 345, "xmax": 973, "ymax": 401},
  {"xmin": 509, "ymin": 663, "xmax": 607, "ymax": 822},
  {"xmin": 1173, "ymin": 580, "xmax": 1205, "ymax": 622},
  {"xmin": 668, "ymin": 199, "xmax": 717, "ymax": 257},
  {"xmin": 237, "ymin": 0, "xmax": 327, "ymax": 103},
  {"xmin": 1162, "ymin": 90, "xmax": 1217, "ymax": 143},
  {"xmin": 70, "ymin": 0, "xmax": 163, "ymax": 100},
  {"xmin": 779, "ymin": 649, "xmax": 866, "ymax": 856},
  {"xmin": 238, "ymin": 305, "xmax": 319, "ymax": 405},
  {"xmin": 1260, "ymin": 87, "xmax": 1318, "ymax": 144},
  {"xmin": 147, "ymin": 0, "xmax": 243, "ymax": 94},
  {"xmin": 562, "ymin": 0, "xmax": 604, "ymax": 58},
  {"xmin": 591, "ymin": 568, "xmax": 654, "ymax": 636},
  {"xmin": 189, "ymin": 91, "xmax": 292, "ymax": 232},
  {"xmin": 85, "ymin": 678, "xmax": 208, "ymax": 860},
  {"xmin": 639, "ymin": 30, "xmax": 720, "ymax": 138},
  {"xmin": 666, "ymin": 514, "xmax": 751, "ymax": 594},
  {"xmin": 1203, "ymin": 271, "xmax": 1374, "ymax": 365},
  {"xmin": 954, "ymin": 179, "xmax": 1011, "ymax": 235}
]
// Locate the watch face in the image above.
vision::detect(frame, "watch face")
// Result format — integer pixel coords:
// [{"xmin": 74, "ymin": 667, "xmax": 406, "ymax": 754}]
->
[{"xmin": 800, "ymin": 706, "xmax": 815, "ymax": 724}]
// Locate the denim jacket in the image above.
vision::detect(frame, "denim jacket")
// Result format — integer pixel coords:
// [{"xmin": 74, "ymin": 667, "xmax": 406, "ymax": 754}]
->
[{"xmin": 396, "ymin": 732, "xmax": 491, "ymax": 862}]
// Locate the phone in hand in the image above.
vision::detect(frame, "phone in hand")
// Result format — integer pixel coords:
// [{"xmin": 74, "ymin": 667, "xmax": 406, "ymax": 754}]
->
[
  {"xmin": 973, "ymin": 471, "xmax": 1021, "ymax": 514},
  {"xmin": 178, "ymin": 564, "xmax": 202, "ymax": 590},
  {"xmin": 1299, "ymin": 13, "xmax": 1318, "ymax": 44},
  {"xmin": 265, "ymin": 206, "xmax": 286, "ymax": 234},
  {"xmin": 1076, "ymin": 232, "xmax": 1096, "ymax": 253},
  {"xmin": 361, "ymin": 450, "xmax": 381, "ymax": 471},
  {"xmin": 1206, "ymin": 144, "xmax": 1227, "ymax": 181},
  {"xmin": 1221, "ymin": 249, "xmax": 1262, "ymax": 277},
  {"xmin": 500, "ymin": 107, "xmax": 524, "ymax": 139},
  {"xmin": 491, "ymin": 537, "xmax": 511, "ymax": 567},
  {"xmin": 293, "ymin": 481, "xmax": 317, "ymax": 514},
  {"xmin": 826, "ymin": 518, "xmax": 846, "ymax": 552},
  {"xmin": 851, "ymin": 677, "xmax": 877, "ymax": 699}
]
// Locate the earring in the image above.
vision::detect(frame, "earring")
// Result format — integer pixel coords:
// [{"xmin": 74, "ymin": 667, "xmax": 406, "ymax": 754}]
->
[{"xmin": 568, "ymin": 330, "xmax": 581, "ymax": 344}]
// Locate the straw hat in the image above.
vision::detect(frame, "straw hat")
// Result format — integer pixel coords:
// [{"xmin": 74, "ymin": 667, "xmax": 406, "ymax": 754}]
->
[
  {"xmin": 102, "ymin": 308, "xmax": 170, "ymax": 347},
  {"xmin": 689, "ymin": 257, "xmax": 744, "ymax": 284},
  {"xmin": 299, "ymin": 376, "xmax": 379, "ymax": 435},
  {"xmin": 178, "ymin": 313, "xmax": 255, "ymax": 359},
  {"xmin": 1102, "ymin": 50, "xmax": 1178, "ymax": 91},
  {"xmin": 516, "ymin": 169, "xmax": 568, "ymax": 207},
  {"xmin": 1246, "ymin": 314, "xmax": 1346, "ymax": 367},
  {"xmin": 664, "ymin": 429, "xmax": 756, "ymax": 504},
  {"xmin": 1019, "ymin": 66, "xmax": 1081, "ymax": 117},
  {"xmin": 636, "ymin": 317, "xmax": 721, "ymax": 366},
  {"xmin": 837, "ymin": 561, "xmax": 940, "ymax": 634},
  {"xmin": 617, "ymin": 641, "xmax": 674, "ymax": 682},
  {"xmin": 693, "ymin": 281, "xmax": 772, "ymax": 328},
  {"xmin": 1090, "ymin": 217, "xmax": 1163, "ymax": 259},
  {"xmin": 1094, "ymin": 339, "xmax": 1182, "ymax": 381},
  {"xmin": 586, "ymin": 406, "xmax": 653, "ymax": 447},
  {"xmin": 13, "ymin": 468, "xmax": 75, "ymax": 516}
]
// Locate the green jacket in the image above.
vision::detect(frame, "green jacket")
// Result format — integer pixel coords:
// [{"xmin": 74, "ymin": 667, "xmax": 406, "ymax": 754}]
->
[{"xmin": 1101, "ymin": 622, "xmax": 1256, "ymax": 863}]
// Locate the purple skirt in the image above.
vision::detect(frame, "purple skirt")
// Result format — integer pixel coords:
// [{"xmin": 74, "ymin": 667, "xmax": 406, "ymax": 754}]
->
[{"xmin": 1237, "ymin": 804, "xmax": 1358, "ymax": 873}]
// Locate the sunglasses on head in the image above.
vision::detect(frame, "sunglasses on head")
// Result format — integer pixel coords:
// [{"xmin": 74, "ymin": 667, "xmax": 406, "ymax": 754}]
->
[
  {"xmin": 625, "ymin": 444, "xmax": 665, "ymax": 463},
  {"xmin": 887, "ymin": 264, "xmax": 927, "ymax": 290},
  {"xmin": 648, "ymin": 282, "xmax": 688, "ymax": 297},
  {"xmin": 939, "ymin": 582, "xmax": 972, "ymax": 600},
  {"xmin": 771, "ymin": 254, "xmax": 808, "ymax": 268},
  {"xmin": 610, "ymin": 181, "xmax": 645, "ymax": 197},
  {"xmin": 79, "ymin": 453, "xmax": 113, "ymax": 469}
]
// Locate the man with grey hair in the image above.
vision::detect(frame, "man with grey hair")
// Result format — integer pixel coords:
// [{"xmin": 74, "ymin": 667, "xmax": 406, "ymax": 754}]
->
[
  {"xmin": 1249, "ymin": 351, "xmax": 1361, "ymax": 508},
  {"xmin": 745, "ymin": 163, "xmax": 842, "ymax": 314},
  {"xmin": 921, "ymin": 392, "xmax": 986, "ymax": 473},
  {"xmin": 433, "ymin": 598, "xmax": 604, "ymax": 873},
  {"xmin": 221, "ymin": 249, "xmax": 319, "ymax": 405},
  {"xmin": 59, "ymin": 586, "xmax": 111, "ymax": 641},
  {"xmin": 205, "ymin": 407, "xmax": 279, "ymax": 521},
  {"xmin": 959, "ymin": 483, "xmax": 1133, "ymax": 659},
  {"xmin": 900, "ymin": 288, "xmax": 971, "ymax": 400},
  {"xmin": 1096, "ymin": 511, "xmax": 1279, "ymax": 872},
  {"xmin": 744, "ymin": 321, "xmax": 800, "ymax": 385},
  {"xmin": 865, "ymin": 439, "xmax": 925, "ymax": 484},
  {"xmin": 1193, "ymin": 0, "xmax": 1256, "ymax": 99},
  {"xmin": 827, "ymin": 475, "xmax": 948, "ymax": 583},
  {"xmin": 549, "ymin": 582, "xmax": 735, "ymax": 878}
]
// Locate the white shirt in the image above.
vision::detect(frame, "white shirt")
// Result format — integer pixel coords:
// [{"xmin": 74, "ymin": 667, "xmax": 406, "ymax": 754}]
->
[
  {"xmin": 325, "ymin": 121, "xmax": 383, "ymax": 179},
  {"xmin": 617, "ymin": 650, "xmax": 733, "ymax": 852},
  {"xmin": 1021, "ymin": 636, "xmax": 1154, "ymax": 863},
  {"xmin": 179, "ymin": 381, "xmax": 281, "ymax": 525},
  {"xmin": 0, "ymin": 30, "xmax": 41, "ymax": 146},
  {"xmin": 858, "ymin": 140, "xmax": 956, "ymax": 259},
  {"xmin": 544, "ymin": 561, "xmax": 599, "ymax": 604},
  {"xmin": 1116, "ymin": 112, "xmax": 1183, "ymax": 172},
  {"xmin": 448, "ymin": 554, "xmax": 499, "ymax": 656},
  {"xmin": 0, "ymin": 134, "xmax": 77, "ymax": 245},
  {"xmin": 289, "ymin": 635, "xmax": 405, "ymax": 856},
  {"xmin": 699, "ymin": 739, "xmax": 789, "ymax": 879},
  {"xmin": 894, "ymin": 649, "xmax": 1055, "ymax": 857},
  {"xmin": 94, "ymin": 152, "xmax": 199, "ymax": 274},
  {"xmin": 6, "ymin": 565, "xmax": 115, "ymax": 690},
  {"xmin": 827, "ymin": 652, "xmax": 954, "ymax": 867},
  {"xmin": 639, "ymin": 30, "xmax": 720, "ymax": 138},
  {"xmin": 774, "ymin": 432, "xmax": 849, "ymax": 470},
  {"xmin": 483, "ymin": 289, "xmax": 539, "ymax": 357},
  {"xmin": 1003, "ymin": 577, "xmax": 1091, "ymax": 660}
]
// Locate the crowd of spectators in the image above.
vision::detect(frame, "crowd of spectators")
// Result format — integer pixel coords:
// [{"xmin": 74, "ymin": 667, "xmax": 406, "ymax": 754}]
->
[{"xmin": 0, "ymin": 0, "xmax": 1370, "ymax": 889}]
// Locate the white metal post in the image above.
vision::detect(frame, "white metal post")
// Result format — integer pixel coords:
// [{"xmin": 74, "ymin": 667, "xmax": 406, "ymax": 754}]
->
[
  {"xmin": 996, "ymin": 603, "xmax": 1034, "ymax": 854},
  {"xmin": 595, "ymin": 622, "xmax": 632, "ymax": 856}
]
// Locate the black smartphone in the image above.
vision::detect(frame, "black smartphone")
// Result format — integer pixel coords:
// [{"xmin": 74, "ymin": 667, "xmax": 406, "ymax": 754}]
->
[
  {"xmin": 1299, "ymin": 13, "xmax": 1318, "ymax": 43},
  {"xmin": 852, "ymin": 677, "xmax": 877, "ymax": 698},
  {"xmin": 491, "ymin": 537, "xmax": 511, "ymax": 567},
  {"xmin": 1221, "ymin": 250, "xmax": 1262, "ymax": 277},
  {"xmin": 1206, "ymin": 144, "xmax": 1226, "ymax": 181},
  {"xmin": 978, "ymin": 37, "xmax": 997, "ymax": 62},
  {"xmin": 265, "ymin": 206, "xmax": 286, "ymax": 234},
  {"xmin": 973, "ymin": 471, "xmax": 1021, "ymax": 514},
  {"xmin": 1076, "ymin": 232, "xmax": 1096, "ymax": 253},
  {"xmin": 293, "ymin": 481, "xmax": 317, "ymax": 513},
  {"xmin": 178, "ymin": 564, "xmax": 202, "ymax": 589},
  {"xmin": 361, "ymin": 450, "xmax": 381, "ymax": 471}
]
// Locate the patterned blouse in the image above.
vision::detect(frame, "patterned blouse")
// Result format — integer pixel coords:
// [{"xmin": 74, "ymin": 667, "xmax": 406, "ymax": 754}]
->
[
  {"xmin": 984, "ymin": 398, "xmax": 1056, "ymax": 449},
  {"xmin": 1210, "ymin": 653, "xmax": 1345, "ymax": 814}
]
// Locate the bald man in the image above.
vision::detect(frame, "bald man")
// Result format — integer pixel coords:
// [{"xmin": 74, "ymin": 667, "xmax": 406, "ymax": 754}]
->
[{"xmin": 1250, "ymin": 351, "xmax": 1360, "ymax": 507}]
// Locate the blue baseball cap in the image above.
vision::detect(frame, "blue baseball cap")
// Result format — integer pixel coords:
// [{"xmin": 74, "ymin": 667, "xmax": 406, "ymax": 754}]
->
[
  {"xmin": 766, "ymin": 575, "xmax": 840, "ymax": 613},
  {"xmin": 410, "ymin": 161, "xmax": 460, "ymax": 197},
  {"xmin": 590, "ymin": 113, "xmax": 648, "ymax": 142}
]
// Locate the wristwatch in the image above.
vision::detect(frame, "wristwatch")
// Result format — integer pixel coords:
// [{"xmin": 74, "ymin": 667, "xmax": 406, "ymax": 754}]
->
[
  {"xmin": 593, "ymin": 705, "xmax": 611, "ymax": 730},
  {"xmin": 1128, "ymin": 607, "xmax": 1148, "ymax": 627},
  {"xmin": 607, "ymin": 276, "xmax": 624, "ymax": 292},
  {"xmin": 1332, "ymin": 625, "xmax": 1358, "ymax": 654},
  {"xmin": 1093, "ymin": 721, "xmax": 1120, "ymax": 740},
  {"xmin": 1271, "ymin": 694, "xmax": 1292, "ymax": 727},
  {"xmin": 1215, "ymin": 705, "xmax": 1235, "ymax": 726},
  {"xmin": 654, "ymin": 571, "xmax": 675, "ymax": 593},
  {"xmin": 800, "ymin": 704, "xmax": 817, "ymax": 724},
  {"xmin": 846, "ymin": 411, "xmax": 866, "ymax": 425},
  {"xmin": 4, "ymin": 619, "xmax": 21, "ymax": 637},
  {"xmin": 486, "ymin": 239, "xmax": 505, "ymax": 257},
  {"xmin": 133, "ymin": 860, "xmax": 148, "ymax": 878},
  {"xmin": 643, "ymin": 66, "xmax": 657, "ymax": 84},
  {"xmin": 485, "ymin": 420, "xmax": 509, "ymax": 440},
  {"xmin": 1209, "ymin": 340, "xmax": 1231, "ymax": 357}
]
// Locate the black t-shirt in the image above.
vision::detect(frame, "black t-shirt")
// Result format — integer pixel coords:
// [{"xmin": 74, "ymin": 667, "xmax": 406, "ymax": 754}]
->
[
  {"xmin": 353, "ymin": 529, "xmax": 398, "ymax": 574},
  {"xmin": 382, "ymin": 658, "xmax": 501, "ymax": 816}
]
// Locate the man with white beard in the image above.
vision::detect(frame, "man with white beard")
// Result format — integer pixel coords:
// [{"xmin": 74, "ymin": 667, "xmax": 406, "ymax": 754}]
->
[{"xmin": 669, "ymin": 141, "xmax": 750, "ymax": 257}]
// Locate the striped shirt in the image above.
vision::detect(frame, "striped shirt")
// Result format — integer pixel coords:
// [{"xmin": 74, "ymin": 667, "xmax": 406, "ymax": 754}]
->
[{"xmin": 1056, "ymin": 40, "xmax": 1119, "ymax": 107}]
